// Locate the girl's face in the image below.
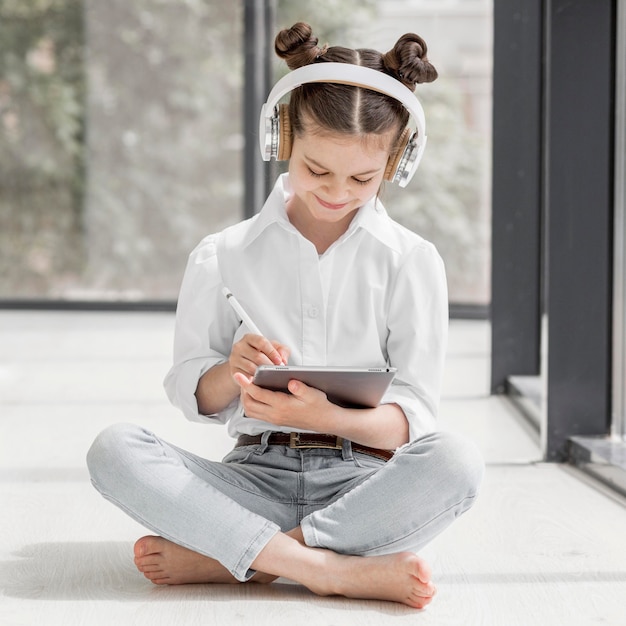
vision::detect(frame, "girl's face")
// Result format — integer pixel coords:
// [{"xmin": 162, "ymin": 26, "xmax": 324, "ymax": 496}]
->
[{"xmin": 286, "ymin": 127, "xmax": 393, "ymax": 234}]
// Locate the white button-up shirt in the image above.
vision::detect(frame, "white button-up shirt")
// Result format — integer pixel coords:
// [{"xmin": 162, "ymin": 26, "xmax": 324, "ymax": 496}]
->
[{"xmin": 164, "ymin": 174, "xmax": 448, "ymax": 442}]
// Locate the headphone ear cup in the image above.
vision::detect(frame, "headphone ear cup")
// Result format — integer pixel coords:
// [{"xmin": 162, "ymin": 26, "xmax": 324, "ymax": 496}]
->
[
  {"xmin": 384, "ymin": 127, "xmax": 412, "ymax": 183},
  {"xmin": 277, "ymin": 103, "xmax": 292, "ymax": 161}
]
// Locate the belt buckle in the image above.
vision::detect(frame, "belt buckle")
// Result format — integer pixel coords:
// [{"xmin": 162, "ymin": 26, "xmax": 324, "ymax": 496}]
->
[{"xmin": 289, "ymin": 432, "xmax": 343, "ymax": 450}]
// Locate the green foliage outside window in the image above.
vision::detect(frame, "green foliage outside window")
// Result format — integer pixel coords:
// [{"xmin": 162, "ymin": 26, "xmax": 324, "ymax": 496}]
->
[
  {"xmin": 0, "ymin": 0, "xmax": 490, "ymax": 304},
  {"xmin": 0, "ymin": 0, "xmax": 85, "ymax": 296}
]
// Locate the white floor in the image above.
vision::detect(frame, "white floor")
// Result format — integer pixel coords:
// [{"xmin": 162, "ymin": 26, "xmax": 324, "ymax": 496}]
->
[{"xmin": 1, "ymin": 312, "xmax": 625, "ymax": 625}]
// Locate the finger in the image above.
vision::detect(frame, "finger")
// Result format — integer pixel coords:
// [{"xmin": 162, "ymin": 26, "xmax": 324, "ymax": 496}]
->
[
  {"xmin": 245, "ymin": 334, "xmax": 285, "ymax": 365},
  {"xmin": 241, "ymin": 379, "xmax": 277, "ymax": 405},
  {"xmin": 236, "ymin": 375, "xmax": 291, "ymax": 420},
  {"xmin": 271, "ymin": 341, "xmax": 290, "ymax": 365},
  {"xmin": 287, "ymin": 379, "xmax": 326, "ymax": 403},
  {"xmin": 234, "ymin": 374, "xmax": 271, "ymax": 404},
  {"xmin": 287, "ymin": 379, "xmax": 304, "ymax": 397},
  {"xmin": 231, "ymin": 337, "xmax": 280, "ymax": 377},
  {"xmin": 277, "ymin": 348, "xmax": 290, "ymax": 365},
  {"xmin": 233, "ymin": 372, "xmax": 253, "ymax": 387},
  {"xmin": 233, "ymin": 355, "xmax": 262, "ymax": 378}
]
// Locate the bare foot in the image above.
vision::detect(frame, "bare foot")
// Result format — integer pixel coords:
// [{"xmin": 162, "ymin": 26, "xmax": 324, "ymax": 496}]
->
[
  {"xmin": 133, "ymin": 536, "xmax": 276, "ymax": 585},
  {"xmin": 254, "ymin": 534, "xmax": 436, "ymax": 610},
  {"xmin": 308, "ymin": 551, "xmax": 436, "ymax": 609}
]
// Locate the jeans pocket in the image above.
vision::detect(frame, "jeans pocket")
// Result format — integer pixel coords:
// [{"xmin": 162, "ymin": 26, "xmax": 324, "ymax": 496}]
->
[
  {"xmin": 351, "ymin": 451, "xmax": 387, "ymax": 469},
  {"xmin": 222, "ymin": 445, "xmax": 259, "ymax": 464}
]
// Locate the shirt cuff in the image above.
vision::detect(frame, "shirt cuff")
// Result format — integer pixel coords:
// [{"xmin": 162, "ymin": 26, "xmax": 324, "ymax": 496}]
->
[
  {"xmin": 381, "ymin": 386, "xmax": 437, "ymax": 442},
  {"xmin": 163, "ymin": 358, "xmax": 229, "ymax": 425}
]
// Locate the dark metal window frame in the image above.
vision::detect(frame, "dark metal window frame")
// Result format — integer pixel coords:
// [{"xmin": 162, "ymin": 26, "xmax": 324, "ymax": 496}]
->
[{"xmin": 492, "ymin": 1, "xmax": 619, "ymax": 476}]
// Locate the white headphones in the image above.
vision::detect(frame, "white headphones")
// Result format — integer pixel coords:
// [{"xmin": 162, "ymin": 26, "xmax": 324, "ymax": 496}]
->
[{"xmin": 259, "ymin": 62, "xmax": 427, "ymax": 188}]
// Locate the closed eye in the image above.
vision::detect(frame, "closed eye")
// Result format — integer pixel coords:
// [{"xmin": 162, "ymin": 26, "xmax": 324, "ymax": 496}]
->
[
  {"xmin": 307, "ymin": 167, "xmax": 327, "ymax": 178},
  {"xmin": 307, "ymin": 166, "xmax": 374, "ymax": 185}
]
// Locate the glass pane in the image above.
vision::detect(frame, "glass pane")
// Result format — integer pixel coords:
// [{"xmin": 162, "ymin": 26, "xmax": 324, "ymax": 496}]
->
[
  {"xmin": 0, "ymin": 0, "xmax": 243, "ymax": 301},
  {"xmin": 0, "ymin": 0, "xmax": 86, "ymax": 298},
  {"xmin": 1, "ymin": 0, "xmax": 492, "ymax": 307},
  {"xmin": 275, "ymin": 0, "xmax": 493, "ymax": 306}
]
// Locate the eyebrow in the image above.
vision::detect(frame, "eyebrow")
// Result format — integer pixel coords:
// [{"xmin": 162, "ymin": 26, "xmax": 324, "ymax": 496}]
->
[{"xmin": 305, "ymin": 156, "xmax": 381, "ymax": 177}]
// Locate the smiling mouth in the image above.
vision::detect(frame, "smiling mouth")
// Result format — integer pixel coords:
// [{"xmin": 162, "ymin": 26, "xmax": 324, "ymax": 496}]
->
[{"xmin": 315, "ymin": 195, "xmax": 349, "ymax": 210}]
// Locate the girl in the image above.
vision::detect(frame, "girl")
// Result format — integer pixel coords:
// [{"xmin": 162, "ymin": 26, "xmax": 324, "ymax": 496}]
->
[{"xmin": 87, "ymin": 22, "xmax": 483, "ymax": 609}]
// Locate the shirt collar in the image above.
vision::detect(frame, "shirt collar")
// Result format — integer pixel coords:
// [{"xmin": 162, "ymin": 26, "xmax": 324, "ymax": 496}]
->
[
  {"xmin": 241, "ymin": 173, "xmax": 404, "ymax": 253},
  {"xmin": 240, "ymin": 174, "xmax": 296, "ymax": 248}
]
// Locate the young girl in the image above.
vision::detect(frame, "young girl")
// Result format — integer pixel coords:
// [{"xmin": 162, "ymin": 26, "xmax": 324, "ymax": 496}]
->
[{"xmin": 87, "ymin": 22, "xmax": 483, "ymax": 610}]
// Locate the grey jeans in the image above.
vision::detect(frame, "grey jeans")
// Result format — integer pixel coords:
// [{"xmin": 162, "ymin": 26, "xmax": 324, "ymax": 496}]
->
[{"xmin": 86, "ymin": 423, "xmax": 483, "ymax": 581}]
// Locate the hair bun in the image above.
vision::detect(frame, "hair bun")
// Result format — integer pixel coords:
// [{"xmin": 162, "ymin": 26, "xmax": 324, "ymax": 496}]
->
[
  {"xmin": 274, "ymin": 22, "xmax": 326, "ymax": 69},
  {"xmin": 382, "ymin": 33, "xmax": 438, "ymax": 88}
]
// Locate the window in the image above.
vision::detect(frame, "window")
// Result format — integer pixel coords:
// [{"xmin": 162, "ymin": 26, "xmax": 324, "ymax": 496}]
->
[
  {"xmin": 1, "ymin": 0, "xmax": 243, "ymax": 302},
  {"xmin": 1, "ymin": 0, "xmax": 492, "ymax": 308}
]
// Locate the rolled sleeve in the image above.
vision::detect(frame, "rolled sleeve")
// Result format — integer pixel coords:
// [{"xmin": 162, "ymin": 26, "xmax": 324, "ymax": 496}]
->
[
  {"xmin": 163, "ymin": 235, "xmax": 238, "ymax": 424},
  {"xmin": 384, "ymin": 241, "xmax": 448, "ymax": 441}
]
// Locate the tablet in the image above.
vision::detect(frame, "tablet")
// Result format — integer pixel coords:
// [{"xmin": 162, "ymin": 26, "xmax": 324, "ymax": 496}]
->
[{"xmin": 252, "ymin": 365, "xmax": 397, "ymax": 408}]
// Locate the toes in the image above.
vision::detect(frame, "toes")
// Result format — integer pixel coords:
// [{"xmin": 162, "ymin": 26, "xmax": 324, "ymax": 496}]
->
[
  {"xmin": 147, "ymin": 575, "xmax": 170, "ymax": 585},
  {"xmin": 413, "ymin": 595, "xmax": 433, "ymax": 610},
  {"xmin": 412, "ymin": 556, "xmax": 432, "ymax": 584},
  {"xmin": 410, "ymin": 580, "xmax": 436, "ymax": 609},
  {"xmin": 143, "ymin": 569, "xmax": 168, "ymax": 582},
  {"xmin": 134, "ymin": 535, "xmax": 161, "ymax": 558},
  {"xmin": 418, "ymin": 581, "xmax": 436, "ymax": 597},
  {"xmin": 135, "ymin": 561, "xmax": 163, "ymax": 574},
  {"xmin": 134, "ymin": 553, "xmax": 161, "ymax": 567}
]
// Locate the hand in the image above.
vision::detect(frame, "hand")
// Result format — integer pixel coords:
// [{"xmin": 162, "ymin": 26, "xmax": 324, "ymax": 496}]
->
[
  {"xmin": 228, "ymin": 334, "xmax": 290, "ymax": 380},
  {"xmin": 234, "ymin": 374, "xmax": 334, "ymax": 431},
  {"xmin": 234, "ymin": 372, "xmax": 409, "ymax": 449}
]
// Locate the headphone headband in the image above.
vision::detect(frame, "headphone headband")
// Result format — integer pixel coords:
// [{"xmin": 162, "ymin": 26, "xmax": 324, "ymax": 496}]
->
[{"xmin": 259, "ymin": 62, "xmax": 428, "ymax": 187}]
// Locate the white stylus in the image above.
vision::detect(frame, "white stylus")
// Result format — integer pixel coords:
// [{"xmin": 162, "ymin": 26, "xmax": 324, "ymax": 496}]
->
[
  {"xmin": 222, "ymin": 287, "xmax": 263, "ymax": 335},
  {"xmin": 222, "ymin": 287, "xmax": 286, "ymax": 365}
]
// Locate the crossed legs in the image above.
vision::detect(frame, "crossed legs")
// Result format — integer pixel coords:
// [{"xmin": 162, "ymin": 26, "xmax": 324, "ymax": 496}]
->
[
  {"xmin": 132, "ymin": 529, "xmax": 436, "ymax": 609},
  {"xmin": 87, "ymin": 424, "xmax": 483, "ymax": 609}
]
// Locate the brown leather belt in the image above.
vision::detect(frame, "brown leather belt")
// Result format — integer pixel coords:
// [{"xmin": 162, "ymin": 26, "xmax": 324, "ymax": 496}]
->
[{"xmin": 235, "ymin": 432, "xmax": 394, "ymax": 462}]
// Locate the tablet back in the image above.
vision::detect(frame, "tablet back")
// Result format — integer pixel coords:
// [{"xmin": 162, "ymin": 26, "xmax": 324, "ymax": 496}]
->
[{"xmin": 252, "ymin": 366, "xmax": 397, "ymax": 408}]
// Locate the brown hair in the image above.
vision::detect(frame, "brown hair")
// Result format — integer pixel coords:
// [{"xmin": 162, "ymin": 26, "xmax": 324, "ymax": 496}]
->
[{"xmin": 274, "ymin": 22, "xmax": 438, "ymax": 147}]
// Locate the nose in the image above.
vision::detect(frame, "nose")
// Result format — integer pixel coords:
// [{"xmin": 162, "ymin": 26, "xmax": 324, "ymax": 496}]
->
[{"xmin": 322, "ymin": 178, "xmax": 349, "ymax": 202}]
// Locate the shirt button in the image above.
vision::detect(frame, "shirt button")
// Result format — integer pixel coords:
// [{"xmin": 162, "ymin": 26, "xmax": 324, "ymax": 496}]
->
[{"xmin": 308, "ymin": 306, "xmax": 319, "ymax": 318}]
